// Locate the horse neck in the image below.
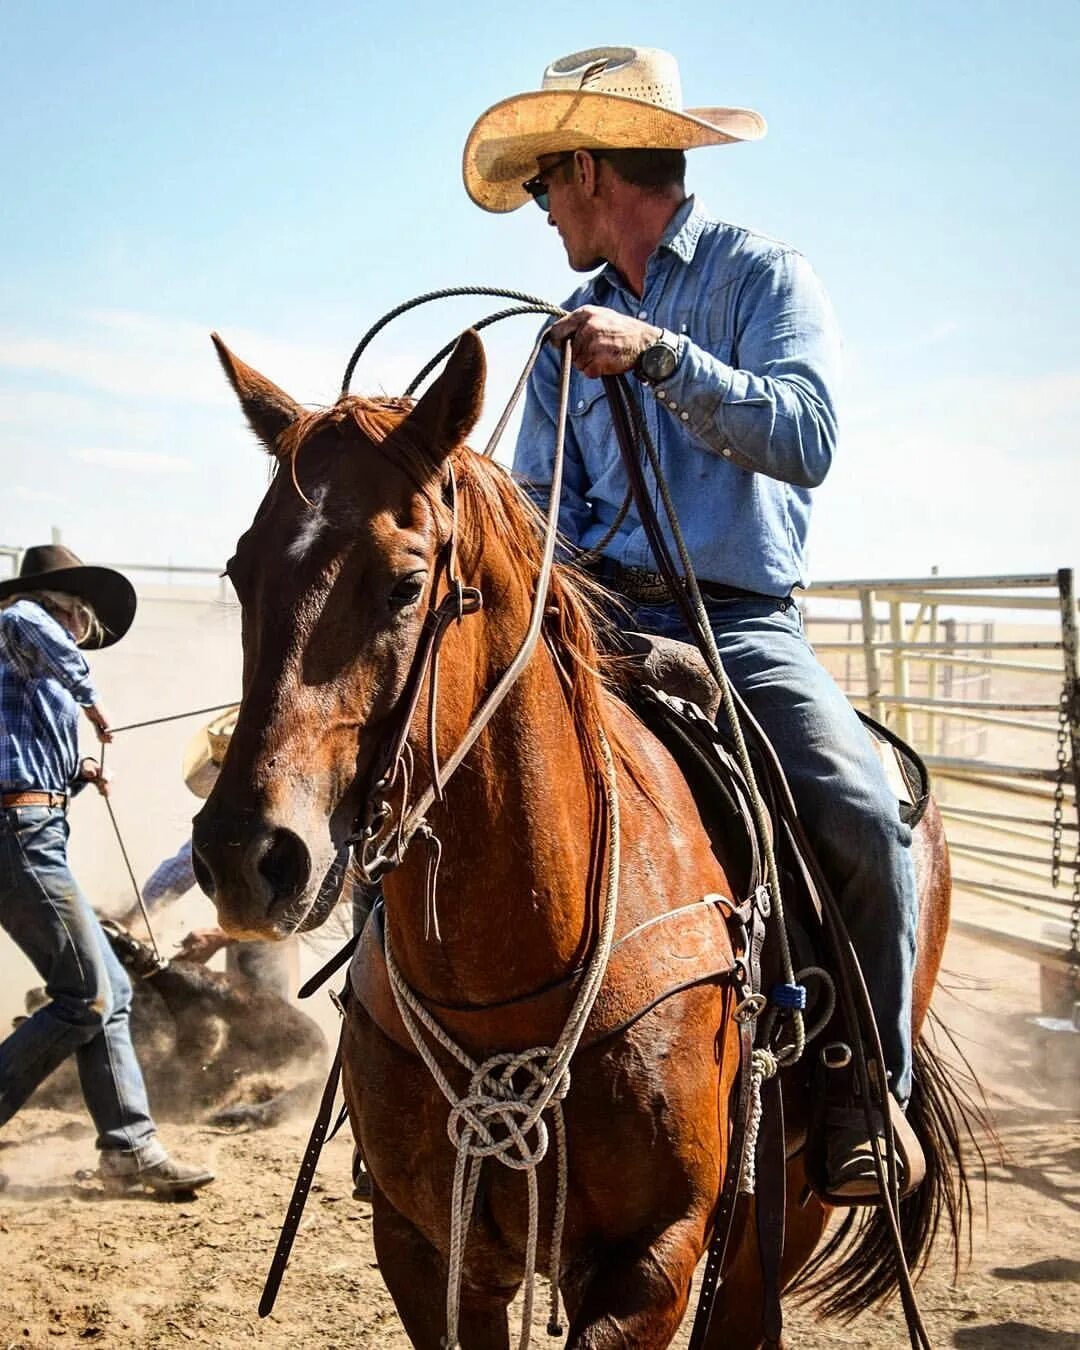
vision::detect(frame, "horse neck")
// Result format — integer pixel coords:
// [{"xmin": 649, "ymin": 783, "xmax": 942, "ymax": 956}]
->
[{"xmin": 381, "ymin": 563, "xmax": 602, "ymax": 1007}]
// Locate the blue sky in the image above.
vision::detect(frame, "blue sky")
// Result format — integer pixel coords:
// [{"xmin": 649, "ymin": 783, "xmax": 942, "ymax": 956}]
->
[{"xmin": 1, "ymin": 1, "xmax": 1077, "ymax": 581}]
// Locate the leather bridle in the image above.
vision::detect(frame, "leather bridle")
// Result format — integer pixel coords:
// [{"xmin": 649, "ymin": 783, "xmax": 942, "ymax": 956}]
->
[{"xmin": 344, "ymin": 334, "xmax": 573, "ymax": 892}]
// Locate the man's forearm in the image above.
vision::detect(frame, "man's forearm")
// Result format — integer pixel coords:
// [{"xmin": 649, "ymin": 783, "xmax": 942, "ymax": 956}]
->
[{"xmin": 650, "ymin": 342, "xmax": 838, "ymax": 487}]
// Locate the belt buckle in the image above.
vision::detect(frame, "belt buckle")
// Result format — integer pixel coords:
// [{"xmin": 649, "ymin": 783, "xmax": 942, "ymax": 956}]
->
[{"xmin": 620, "ymin": 565, "xmax": 671, "ymax": 605}]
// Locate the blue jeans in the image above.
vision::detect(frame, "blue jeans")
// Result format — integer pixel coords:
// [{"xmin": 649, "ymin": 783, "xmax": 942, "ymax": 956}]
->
[
  {"xmin": 0, "ymin": 806, "xmax": 165, "ymax": 1163},
  {"xmin": 620, "ymin": 593, "xmax": 918, "ymax": 1103}
]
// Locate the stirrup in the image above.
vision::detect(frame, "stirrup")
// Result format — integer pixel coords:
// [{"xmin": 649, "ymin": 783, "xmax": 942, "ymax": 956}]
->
[{"xmin": 804, "ymin": 1047, "xmax": 926, "ymax": 1209}]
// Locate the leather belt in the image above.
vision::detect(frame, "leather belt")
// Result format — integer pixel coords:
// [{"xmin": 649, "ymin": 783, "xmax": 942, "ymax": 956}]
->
[
  {"xmin": 594, "ymin": 560, "xmax": 790, "ymax": 609},
  {"xmin": 1, "ymin": 790, "xmax": 67, "ymax": 809}
]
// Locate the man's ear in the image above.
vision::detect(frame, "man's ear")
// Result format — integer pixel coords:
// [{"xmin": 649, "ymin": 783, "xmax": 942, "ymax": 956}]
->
[
  {"xmin": 577, "ymin": 149, "xmax": 600, "ymax": 196},
  {"xmin": 211, "ymin": 333, "xmax": 303, "ymax": 454}
]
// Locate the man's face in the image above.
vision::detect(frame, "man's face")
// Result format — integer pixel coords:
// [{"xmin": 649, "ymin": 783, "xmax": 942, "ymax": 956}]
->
[{"xmin": 533, "ymin": 152, "xmax": 605, "ymax": 274}]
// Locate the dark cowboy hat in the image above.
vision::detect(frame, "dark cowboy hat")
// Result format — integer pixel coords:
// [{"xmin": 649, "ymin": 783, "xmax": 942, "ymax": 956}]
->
[{"xmin": 0, "ymin": 545, "xmax": 136, "ymax": 649}]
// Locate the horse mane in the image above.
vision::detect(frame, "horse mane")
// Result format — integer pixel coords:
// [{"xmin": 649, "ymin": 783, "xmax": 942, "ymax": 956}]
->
[{"xmin": 277, "ymin": 394, "xmax": 631, "ymax": 791}]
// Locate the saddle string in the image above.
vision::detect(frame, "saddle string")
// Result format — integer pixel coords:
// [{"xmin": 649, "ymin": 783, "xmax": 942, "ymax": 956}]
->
[{"xmin": 383, "ymin": 726, "xmax": 621, "ymax": 1350}]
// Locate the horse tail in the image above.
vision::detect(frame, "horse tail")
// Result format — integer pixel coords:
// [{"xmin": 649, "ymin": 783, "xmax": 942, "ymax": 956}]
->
[{"xmin": 791, "ymin": 1014, "xmax": 992, "ymax": 1318}]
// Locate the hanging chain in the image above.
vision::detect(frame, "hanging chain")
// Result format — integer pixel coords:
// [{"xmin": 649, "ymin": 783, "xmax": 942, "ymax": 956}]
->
[
  {"xmin": 1053, "ymin": 676, "xmax": 1080, "ymax": 991},
  {"xmin": 1052, "ymin": 685, "xmax": 1068, "ymax": 888}
]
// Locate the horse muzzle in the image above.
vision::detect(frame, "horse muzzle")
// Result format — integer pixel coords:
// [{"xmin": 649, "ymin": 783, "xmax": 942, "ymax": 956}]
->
[{"xmin": 191, "ymin": 811, "xmax": 318, "ymax": 939}]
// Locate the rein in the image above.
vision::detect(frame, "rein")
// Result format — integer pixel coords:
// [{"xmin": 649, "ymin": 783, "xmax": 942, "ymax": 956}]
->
[
  {"xmin": 261, "ymin": 287, "xmax": 933, "ymax": 1350},
  {"xmin": 347, "ymin": 330, "xmax": 571, "ymax": 888}
]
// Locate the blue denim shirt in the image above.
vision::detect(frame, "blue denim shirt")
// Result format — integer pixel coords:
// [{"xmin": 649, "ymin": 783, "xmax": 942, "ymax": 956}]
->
[{"xmin": 512, "ymin": 197, "xmax": 842, "ymax": 597}]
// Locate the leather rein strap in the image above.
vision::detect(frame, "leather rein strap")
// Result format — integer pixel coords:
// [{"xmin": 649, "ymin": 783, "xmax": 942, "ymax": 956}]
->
[{"xmin": 602, "ymin": 373, "xmax": 932, "ymax": 1350}]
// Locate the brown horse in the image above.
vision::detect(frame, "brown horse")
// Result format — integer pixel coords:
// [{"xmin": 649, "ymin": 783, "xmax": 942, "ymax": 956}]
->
[{"xmin": 193, "ymin": 330, "xmax": 965, "ymax": 1349}]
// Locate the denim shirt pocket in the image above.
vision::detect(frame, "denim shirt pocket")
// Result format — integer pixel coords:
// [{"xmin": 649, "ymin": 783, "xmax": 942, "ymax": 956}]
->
[{"xmin": 567, "ymin": 374, "xmax": 614, "ymax": 472}]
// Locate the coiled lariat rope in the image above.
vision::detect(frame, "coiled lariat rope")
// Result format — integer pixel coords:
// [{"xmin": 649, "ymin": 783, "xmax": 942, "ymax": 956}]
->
[
  {"xmin": 384, "ymin": 728, "xmax": 621, "ymax": 1350},
  {"xmin": 255, "ymin": 286, "xmax": 932, "ymax": 1350}
]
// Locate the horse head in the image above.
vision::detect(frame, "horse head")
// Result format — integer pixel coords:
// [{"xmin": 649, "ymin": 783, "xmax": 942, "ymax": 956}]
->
[{"xmin": 192, "ymin": 331, "xmax": 486, "ymax": 940}]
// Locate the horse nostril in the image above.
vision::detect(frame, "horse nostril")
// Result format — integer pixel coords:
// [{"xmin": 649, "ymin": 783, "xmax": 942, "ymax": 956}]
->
[{"xmin": 255, "ymin": 828, "xmax": 311, "ymax": 910}]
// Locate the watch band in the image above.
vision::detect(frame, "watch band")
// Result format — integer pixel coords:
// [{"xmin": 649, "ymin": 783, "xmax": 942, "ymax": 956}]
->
[{"xmin": 635, "ymin": 329, "xmax": 682, "ymax": 385}]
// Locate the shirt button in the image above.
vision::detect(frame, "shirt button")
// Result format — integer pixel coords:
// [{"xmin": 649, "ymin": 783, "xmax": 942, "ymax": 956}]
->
[
  {"xmin": 680, "ymin": 412, "xmax": 690, "ymax": 422},
  {"xmin": 577, "ymin": 400, "xmax": 585, "ymax": 410},
  {"xmin": 667, "ymin": 400, "xmax": 678, "ymax": 411},
  {"xmin": 637, "ymin": 309, "xmax": 648, "ymax": 319},
  {"xmin": 721, "ymin": 446, "xmax": 732, "ymax": 457}
]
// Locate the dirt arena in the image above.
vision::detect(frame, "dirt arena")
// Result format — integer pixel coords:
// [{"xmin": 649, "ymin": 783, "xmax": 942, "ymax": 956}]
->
[{"xmin": 0, "ymin": 588, "xmax": 1076, "ymax": 1348}]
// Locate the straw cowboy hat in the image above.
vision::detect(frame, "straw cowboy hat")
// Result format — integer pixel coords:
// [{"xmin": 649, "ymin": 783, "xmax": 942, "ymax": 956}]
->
[
  {"xmin": 183, "ymin": 707, "xmax": 240, "ymax": 799},
  {"xmin": 0, "ymin": 544, "xmax": 136, "ymax": 649},
  {"xmin": 463, "ymin": 45, "xmax": 767, "ymax": 213}
]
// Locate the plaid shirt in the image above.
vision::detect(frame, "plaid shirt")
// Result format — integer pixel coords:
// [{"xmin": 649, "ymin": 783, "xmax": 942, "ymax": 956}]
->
[
  {"xmin": 0, "ymin": 599, "xmax": 99, "ymax": 795},
  {"xmin": 141, "ymin": 839, "xmax": 197, "ymax": 906}
]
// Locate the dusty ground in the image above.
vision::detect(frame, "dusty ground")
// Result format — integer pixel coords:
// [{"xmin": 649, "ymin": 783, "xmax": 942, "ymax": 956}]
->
[
  {"xmin": 0, "ymin": 590, "xmax": 1076, "ymax": 1346},
  {"xmin": 0, "ymin": 929, "xmax": 1076, "ymax": 1350}
]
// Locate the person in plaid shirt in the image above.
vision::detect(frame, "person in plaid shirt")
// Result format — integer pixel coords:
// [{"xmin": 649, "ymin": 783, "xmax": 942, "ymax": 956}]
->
[{"xmin": 0, "ymin": 544, "xmax": 214, "ymax": 1195}]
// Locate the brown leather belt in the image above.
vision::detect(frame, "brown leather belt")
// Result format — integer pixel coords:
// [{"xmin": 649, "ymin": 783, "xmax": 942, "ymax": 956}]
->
[{"xmin": 1, "ymin": 790, "xmax": 67, "ymax": 809}]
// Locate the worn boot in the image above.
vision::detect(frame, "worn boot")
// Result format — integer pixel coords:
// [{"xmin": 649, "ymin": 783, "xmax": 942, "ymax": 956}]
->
[
  {"xmin": 100, "ymin": 1152, "xmax": 215, "ymax": 1196},
  {"xmin": 824, "ymin": 1100, "xmax": 926, "ymax": 1201}
]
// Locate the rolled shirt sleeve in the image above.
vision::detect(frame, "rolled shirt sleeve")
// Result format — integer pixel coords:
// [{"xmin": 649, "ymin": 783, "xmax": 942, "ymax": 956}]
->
[
  {"xmin": 0, "ymin": 601, "xmax": 99, "ymax": 705},
  {"xmin": 649, "ymin": 248, "xmax": 841, "ymax": 488}
]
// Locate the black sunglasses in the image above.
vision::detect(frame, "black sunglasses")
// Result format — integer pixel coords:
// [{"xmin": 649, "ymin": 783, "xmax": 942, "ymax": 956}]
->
[{"xmin": 521, "ymin": 152, "xmax": 580, "ymax": 212}]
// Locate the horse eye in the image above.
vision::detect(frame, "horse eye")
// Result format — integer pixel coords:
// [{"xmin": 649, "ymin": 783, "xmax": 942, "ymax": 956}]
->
[{"xmin": 388, "ymin": 573, "xmax": 426, "ymax": 611}]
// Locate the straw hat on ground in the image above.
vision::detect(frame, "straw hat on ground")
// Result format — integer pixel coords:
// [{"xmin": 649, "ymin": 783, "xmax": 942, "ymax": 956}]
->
[
  {"xmin": 463, "ymin": 45, "xmax": 767, "ymax": 213},
  {"xmin": 183, "ymin": 707, "xmax": 240, "ymax": 799}
]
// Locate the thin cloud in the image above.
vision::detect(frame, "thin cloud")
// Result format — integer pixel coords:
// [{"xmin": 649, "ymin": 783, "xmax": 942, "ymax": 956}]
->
[{"xmin": 72, "ymin": 448, "xmax": 194, "ymax": 474}]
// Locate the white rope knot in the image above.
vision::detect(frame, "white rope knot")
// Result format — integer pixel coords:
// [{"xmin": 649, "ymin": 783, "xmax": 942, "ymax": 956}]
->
[
  {"xmin": 446, "ymin": 1050, "xmax": 569, "ymax": 1169},
  {"xmin": 385, "ymin": 729, "xmax": 621, "ymax": 1350},
  {"xmin": 739, "ymin": 1048, "xmax": 779, "ymax": 1197}
]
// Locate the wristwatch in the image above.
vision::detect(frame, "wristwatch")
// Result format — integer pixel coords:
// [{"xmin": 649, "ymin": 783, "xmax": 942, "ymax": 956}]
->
[{"xmin": 634, "ymin": 329, "xmax": 682, "ymax": 385}]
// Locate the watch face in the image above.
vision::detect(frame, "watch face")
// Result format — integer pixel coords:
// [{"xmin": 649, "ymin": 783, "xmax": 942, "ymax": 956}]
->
[{"xmin": 642, "ymin": 340, "xmax": 678, "ymax": 382}]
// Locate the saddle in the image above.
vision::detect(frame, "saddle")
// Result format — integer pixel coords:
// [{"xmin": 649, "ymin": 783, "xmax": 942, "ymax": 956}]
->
[
  {"xmin": 623, "ymin": 633, "xmax": 929, "ymax": 1208},
  {"xmin": 622, "ymin": 631, "xmax": 929, "ymax": 831}
]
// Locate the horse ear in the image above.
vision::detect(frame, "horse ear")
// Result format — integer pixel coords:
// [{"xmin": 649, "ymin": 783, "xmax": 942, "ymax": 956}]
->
[
  {"xmin": 211, "ymin": 333, "xmax": 303, "ymax": 455},
  {"xmin": 408, "ymin": 329, "xmax": 486, "ymax": 459}
]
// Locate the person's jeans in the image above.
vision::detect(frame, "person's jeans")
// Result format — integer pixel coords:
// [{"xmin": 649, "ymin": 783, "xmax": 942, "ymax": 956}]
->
[
  {"xmin": 0, "ymin": 806, "xmax": 165, "ymax": 1162},
  {"xmin": 616, "ymin": 593, "xmax": 918, "ymax": 1103}
]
